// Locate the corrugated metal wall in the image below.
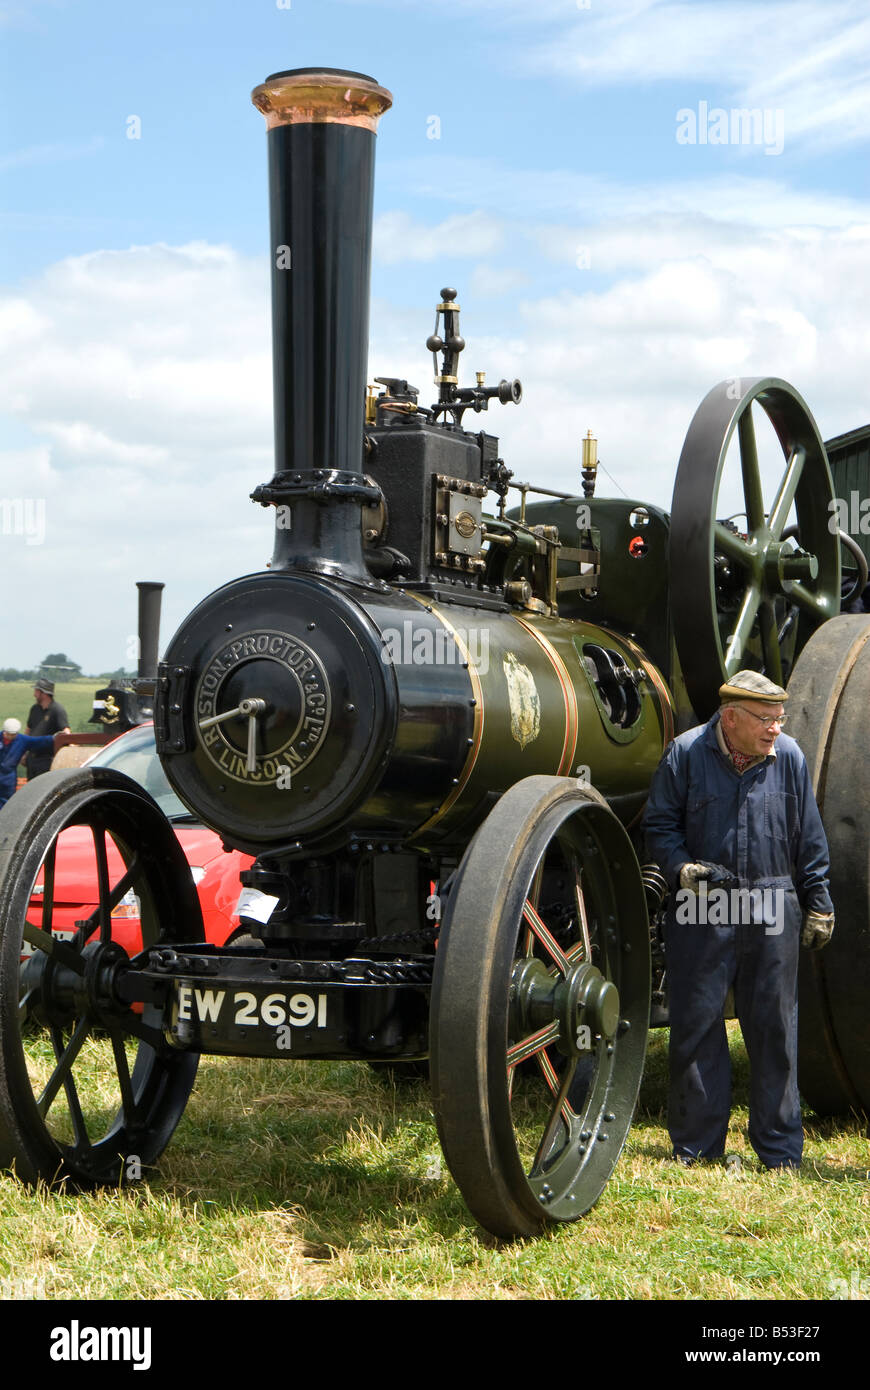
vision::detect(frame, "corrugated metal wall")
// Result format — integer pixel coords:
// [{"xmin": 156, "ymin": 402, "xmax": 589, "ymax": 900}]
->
[{"xmin": 825, "ymin": 425, "xmax": 870, "ymax": 570}]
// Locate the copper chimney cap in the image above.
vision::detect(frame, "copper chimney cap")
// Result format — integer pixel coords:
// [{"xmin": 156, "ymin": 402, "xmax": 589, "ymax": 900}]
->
[{"xmin": 252, "ymin": 67, "xmax": 393, "ymax": 132}]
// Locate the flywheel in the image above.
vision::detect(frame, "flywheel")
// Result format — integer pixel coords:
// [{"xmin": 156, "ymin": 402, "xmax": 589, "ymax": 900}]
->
[{"xmin": 670, "ymin": 378, "xmax": 841, "ymax": 721}]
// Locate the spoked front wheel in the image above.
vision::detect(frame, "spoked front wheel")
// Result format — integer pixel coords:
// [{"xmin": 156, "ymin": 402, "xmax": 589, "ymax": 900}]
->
[
  {"xmin": 0, "ymin": 768, "xmax": 204, "ymax": 1187},
  {"xmin": 430, "ymin": 776, "xmax": 650, "ymax": 1239}
]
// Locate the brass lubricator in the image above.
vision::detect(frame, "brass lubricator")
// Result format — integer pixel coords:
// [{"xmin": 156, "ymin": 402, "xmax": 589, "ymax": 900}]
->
[
  {"xmin": 553, "ymin": 430, "xmax": 601, "ymax": 598},
  {"xmin": 581, "ymin": 430, "xmax": 598, "ymax": 498}
]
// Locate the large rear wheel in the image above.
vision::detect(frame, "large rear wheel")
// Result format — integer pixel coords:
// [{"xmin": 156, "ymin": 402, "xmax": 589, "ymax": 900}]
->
[{"xmin": 787, "ymin": 615, "xmax": 870, "ymax": 1117}]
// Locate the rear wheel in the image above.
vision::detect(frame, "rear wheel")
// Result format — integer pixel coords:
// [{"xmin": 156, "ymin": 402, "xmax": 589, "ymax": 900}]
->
[
  {"xmin": 787, "ymin": 616, "xmax": 870, "ymax": 1117},
  {"xmin": 0, "ymin": 768, "xmax": 204, "ymax": 1186}
]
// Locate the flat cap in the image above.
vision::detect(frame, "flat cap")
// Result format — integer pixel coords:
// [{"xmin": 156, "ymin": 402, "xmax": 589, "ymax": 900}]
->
[
  {"xmin": 34, "ymin": 678, "xmax": 55, "ymax": 695},
  {"xmin": 719, "ymin": 669, "xmax": 788, "ymax": 703}
]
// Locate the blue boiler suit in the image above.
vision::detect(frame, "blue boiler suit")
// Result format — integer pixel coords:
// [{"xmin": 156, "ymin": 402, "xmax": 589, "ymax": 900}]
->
[
  {"xmin": 0, "ymin": 734, "xmax": 55, "ymax": 810},
  {"xmin": 643, "ymin": 715, "xmax": 833, "ymax": 1168}
]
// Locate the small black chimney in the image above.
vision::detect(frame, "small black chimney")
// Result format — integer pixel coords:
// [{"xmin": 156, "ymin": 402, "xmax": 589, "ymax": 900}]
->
[
  {"xmin": 136, "ymin": 581, "xmax": 164, "ymax": 679},
  {"xmin": 250, "ymin": 68, "xmax": 392, "ymax": 579}
]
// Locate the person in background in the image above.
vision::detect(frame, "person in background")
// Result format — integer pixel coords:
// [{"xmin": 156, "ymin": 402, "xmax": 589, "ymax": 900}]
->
[
  {"xmin": 25, "ymin": 678, "xmax": 70, "ymax": 780},
  {"xmin": 0, "ymin": 718, "xmax": 56, "ymax": 810}
]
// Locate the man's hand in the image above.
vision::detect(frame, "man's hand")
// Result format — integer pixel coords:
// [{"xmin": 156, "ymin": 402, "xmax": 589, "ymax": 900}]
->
[
  {"xmin": 679, "ymin": 862, "xmax": 713, "ymax": 893},
  {"xmin": 801, "ymin": 909, "xmax": 834, "ymax": 951}
]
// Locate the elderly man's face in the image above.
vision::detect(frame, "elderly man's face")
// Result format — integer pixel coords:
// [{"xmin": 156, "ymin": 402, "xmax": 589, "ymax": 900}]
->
[
  {"xmin": 722, "ymin": 700, "xmax": 785, "ymax": 757},
  {"xmin": 33, "ymin": 688, "xmax": 50, "ymax": 708}
]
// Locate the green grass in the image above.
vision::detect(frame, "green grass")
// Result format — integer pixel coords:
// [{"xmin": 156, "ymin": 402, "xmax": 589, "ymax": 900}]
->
[
  {"xmin": 0, "ymin": 678, "xmax": 100, "ymax": 734},
  {"xmin": 1, "ymin": 1025, "xmax": 867, "ymax": 1300}
]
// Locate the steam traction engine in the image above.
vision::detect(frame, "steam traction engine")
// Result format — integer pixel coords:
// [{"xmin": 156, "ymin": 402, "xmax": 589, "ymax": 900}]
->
[{"xmin": 0, "ymin": 69, "xmax": 867, "ymax": 1240}]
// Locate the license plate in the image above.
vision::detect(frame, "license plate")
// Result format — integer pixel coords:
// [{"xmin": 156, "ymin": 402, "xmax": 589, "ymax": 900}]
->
[
  {"xmin": 176, "ymin": 982, "xmax": 327, "ymax": 1030},
  {"xmin": 172, "ymin": 980, "xmax": 331, "ymax": 1054}
]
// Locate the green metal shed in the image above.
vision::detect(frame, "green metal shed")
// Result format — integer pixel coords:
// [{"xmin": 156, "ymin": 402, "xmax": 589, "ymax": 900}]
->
[{"xmin": 825, "ymin": 424, "xmax": 870, "ymax": 572}]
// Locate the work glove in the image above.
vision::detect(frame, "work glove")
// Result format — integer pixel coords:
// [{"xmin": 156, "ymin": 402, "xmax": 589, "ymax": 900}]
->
[
  {"xmin": 679, "ymin": 863, "xmax": 710, "ymax": 892},
  {"xmin": 678, "ymin": 861, "xmax": 737, "ymax": 893},
  {"xmin": 801, "ymin": 910, "xmax": 834, "ymax": 951}
]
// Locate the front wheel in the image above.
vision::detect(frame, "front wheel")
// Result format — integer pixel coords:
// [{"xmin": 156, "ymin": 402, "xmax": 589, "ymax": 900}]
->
[
  {"xmin": 429, "ymin": 776, "xmax": 650, "ymax": 1238},
  {"xmin": 0, "ymin": 768, "xmax": 204, "ymax": 1187}
]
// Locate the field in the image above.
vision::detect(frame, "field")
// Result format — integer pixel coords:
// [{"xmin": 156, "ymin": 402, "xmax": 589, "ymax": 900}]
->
[
  {"xmin": 0, "ymin": 678, "xmax": 102, "ymax": 735},
  {"xmin": 0, "ymin": 677, "xmax": 865, "ymax": 1300},
  {"xmin": 0, "ymin": 1024, "xmax": 866, "ymax": 1301}
]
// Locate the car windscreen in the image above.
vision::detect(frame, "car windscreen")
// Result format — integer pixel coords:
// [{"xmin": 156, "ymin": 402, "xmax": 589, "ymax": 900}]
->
[{"xmin": 89, "ymin": 725, "xmax": 193, "ymax": 821}]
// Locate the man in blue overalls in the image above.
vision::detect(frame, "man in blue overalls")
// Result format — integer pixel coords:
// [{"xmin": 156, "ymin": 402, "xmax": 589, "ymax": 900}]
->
[{"xmin": 643, "ymin": 670, "xmax": 834, "ymax": 1171}]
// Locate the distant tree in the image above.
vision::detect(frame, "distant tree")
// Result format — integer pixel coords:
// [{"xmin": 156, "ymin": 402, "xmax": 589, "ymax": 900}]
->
[
  {"xmin": 39, "ymin": 653, "xmax": 82, "ymax": 680},
  {"xmin": 0, "ymin": 668, "xmax": 37, "ymax": 682}
]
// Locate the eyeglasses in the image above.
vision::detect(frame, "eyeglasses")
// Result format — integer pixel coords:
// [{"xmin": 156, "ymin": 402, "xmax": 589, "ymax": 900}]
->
[{"xmin": 739, "ymin": 707, "xmax": 787, "ymax": 729}]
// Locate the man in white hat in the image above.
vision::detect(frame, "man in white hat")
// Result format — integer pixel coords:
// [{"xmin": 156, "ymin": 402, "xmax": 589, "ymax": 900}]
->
[
  {"xmin": 0, "ymin": 718, "xmax": 58, "ymax": 810},
  {"xmin": 643, "ymin": 669, "xmax": 834, "ymax": 1171}
]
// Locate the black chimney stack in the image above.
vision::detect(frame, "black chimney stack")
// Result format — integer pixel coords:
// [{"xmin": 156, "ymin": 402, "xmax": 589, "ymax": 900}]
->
[
  {"xmin": 250, "ymin": 68, "xmax": 392, "ymax": 579},
  {"xmin": 91, "ymin": 580, "xmax": 163, "ymax": 732},
  {"xmin": 136, "ymin": 581, "xmax": 164, "ymax": 680}
]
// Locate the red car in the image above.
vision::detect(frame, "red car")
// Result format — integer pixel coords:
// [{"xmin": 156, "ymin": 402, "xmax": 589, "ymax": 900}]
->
[{"xmin": 24, "ymin": 723, "xmax": 253, "ymax": 957}]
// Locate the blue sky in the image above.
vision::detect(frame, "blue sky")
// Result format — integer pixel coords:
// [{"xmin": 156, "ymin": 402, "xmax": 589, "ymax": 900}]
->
[{"xmin": 2, "ymin": 0, "xmax": 870, "ymax": 671}]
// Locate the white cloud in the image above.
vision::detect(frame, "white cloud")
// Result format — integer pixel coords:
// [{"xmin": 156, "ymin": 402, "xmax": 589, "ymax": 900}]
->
[
  {"xmin": 385, "ymin": 155, "xmax": 870, "ymax": 230},
  {"xmin": 0, "ymin": 243, "xmax": 274, "ymax": 671},
  {"xmin": 520, "ymin": 2, "xmax": 870, "ymax": 153},
  {"xmin": 484, "ymin": 216, "xmax": 870, "ymax": 513},
  {"xmin": 374, "ymin": 210, "xmax": 503, "ymax": 263},
  {"xmin": 364, "ymin": 0, "xmax": 870, "ymax": 154},
  {"xmin": 2, "ymin": 207, "xmax": 868, "ymax": 670},
  {"xmin": 0, "ymin": 297, "xmax": 47, "ymax": 341},
  {"xmin": 341, "ymin": 0, "xmax": 870, "ymax": 156},
  {"xmin": 336, "ymin": 0, "xmax": 572, "ymax": 16},
  {"xmin": 470, "ymin": 264, "xmax": 531, "ymax": 297},
  {"xmin": 1, "ymin": 243, "xmax": 272, "ymax": 454},
  {"xmin": 38, "ymin": 422, "xmax": 168, "ymax": 468}
]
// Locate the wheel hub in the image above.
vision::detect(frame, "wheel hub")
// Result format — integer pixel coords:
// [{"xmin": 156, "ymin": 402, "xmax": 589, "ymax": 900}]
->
[
  {"xmin": 510, "ymin": 955, "xmax": 620, "ymax": 1058},
  {"xmin": 22, "ymin": 939, "xmax": 131, "ymax": 1030},
  {"xmin": 763, "ymin": 539, "xmax": 819, "ymax": 590}
]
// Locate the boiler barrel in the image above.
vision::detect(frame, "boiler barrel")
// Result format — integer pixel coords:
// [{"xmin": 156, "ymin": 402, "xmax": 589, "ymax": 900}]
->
[{"xmin": 157, "ymin": 573, "xmax": 672, "ymax": 854}]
